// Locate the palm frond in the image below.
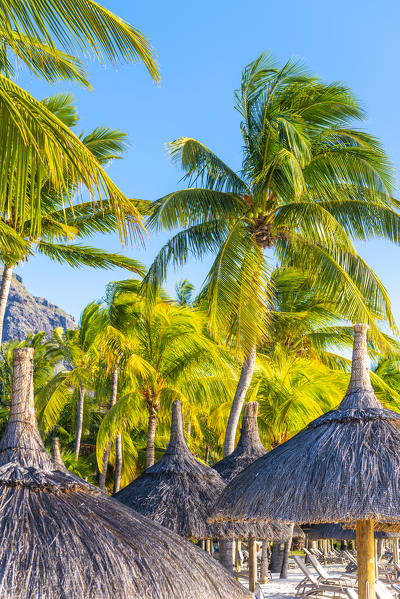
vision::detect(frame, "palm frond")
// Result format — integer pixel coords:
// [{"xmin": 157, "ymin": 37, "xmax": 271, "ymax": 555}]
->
[
  {"xmin": 1, "ymin": 0, "xmax": 160, "ymax": 81},
  {"xmin": 37, "ymin": 242, "xmax": 146, "ymax": 275}
]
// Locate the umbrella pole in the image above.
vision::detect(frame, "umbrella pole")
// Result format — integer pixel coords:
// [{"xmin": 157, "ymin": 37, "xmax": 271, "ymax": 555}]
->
[
  {"xmin": 248, "ymin": 536, "xmax": 257, "ymax": 592},
  {"xmin": 356, "ymin": 520, "xmax": 375, "ymax": 599}
]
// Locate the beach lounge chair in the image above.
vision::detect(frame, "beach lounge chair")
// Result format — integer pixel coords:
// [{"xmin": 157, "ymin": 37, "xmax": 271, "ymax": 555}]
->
[
  {"xmin": 293, "ymin": 555, "xmax": 349, "ymax": 597},
  {"xmin": 304, "ymin": 550, "xmax": 357, "ymax": 587},
  {"xmin": 345, "ymin": 580, "xmax": 396, "ymax": 599}
]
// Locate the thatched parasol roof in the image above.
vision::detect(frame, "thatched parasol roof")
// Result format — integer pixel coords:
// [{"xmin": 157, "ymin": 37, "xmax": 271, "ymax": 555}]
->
[
  {"xmin": 212, "ymin": 402, "xmax": 266, "ymax": 483},
  {"xmin": 304, "ymin": 524, "xmax": 399, "ymax": 540},
  {"xmin": 115, "ymin": 400, "xmax": 290, "ymax": 541},
  {"xmin": 210, "ymin": 324, "xmax": 400, "ymax": 527},
  {"xmin": 0, "ymin": 348, "xmax": 251, "ymax": 599},
  {"xmin": 211, "ymin": 401, "xmax": 302, "ymax": 540}
]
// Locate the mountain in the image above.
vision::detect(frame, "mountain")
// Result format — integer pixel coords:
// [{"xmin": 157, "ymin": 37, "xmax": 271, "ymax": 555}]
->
[{"xmin": 2, "ymin": 272, "xmax": 77, "ymax": 343}]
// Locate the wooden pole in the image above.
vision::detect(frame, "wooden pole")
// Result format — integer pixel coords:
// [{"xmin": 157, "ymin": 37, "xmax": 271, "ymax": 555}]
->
[
  {"xmin": 356, "ymin": 520, "xmax": 375, "ymax": 599},
  {"xmin": 248, "ymin": 536, "xmax": 257, "ymax": 592},
  {"xmin": 235, "ymin": 540, "xmax": 242, "ymax": 572},
  {"xmin": 206, "ymin": 539, "xmax": 211, "ymax": 554},
  {"xmin": 393, "ymin": 539, "xmax": 399, "ymax": 578}
]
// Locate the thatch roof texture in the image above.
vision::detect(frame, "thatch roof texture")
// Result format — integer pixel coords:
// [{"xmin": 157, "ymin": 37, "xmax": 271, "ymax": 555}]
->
[
  {"xmin": 115, "ymin": 400, "xmax": 289, "ymax": 541},
  {"xmin": 210, "ymin": 324, "xmax": 400, "ymax": 527},
  {"xmin": 210, "ymin": 401, "xmax": 298, "ymax": 540},
  {"xmin": 0, "ymin": 348, "xmax": 251, "ymax": 599},
  {"xmin": 115, "ymin": 399, "xmax": 225, "ymax": 539},
  {"xmin": 212, "ymin": 402, "xmax": 266, "ymax": 482}
]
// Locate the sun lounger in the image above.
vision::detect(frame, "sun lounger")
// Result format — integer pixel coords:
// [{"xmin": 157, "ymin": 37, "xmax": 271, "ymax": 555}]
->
[
  {"xmin": 345, "ymin": 580, "xmax": 396, "ymax": 599},
  {"xmin": 293, "ymin": 555, "xmax": 350, "ymax": 597},
  {"xmin": 303, "ymin": 550, "xmax": 357, "ymax": 587}
]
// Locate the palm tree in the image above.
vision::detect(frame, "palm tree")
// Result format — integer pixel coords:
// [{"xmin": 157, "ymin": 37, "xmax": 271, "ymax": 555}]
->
[
  {"xmin": 0, "ymin": 93, "xmax": 147, "ymax": 342},
  {"xmin": 96, "ymin": 279, "xmax": 236, "ymax": 471},
  {"xmin": 147, "ymin": 53, "xmax": 400, "ymax": 456},
  {"xmin": 37, "ymin": 303, "xmax": 102, "ymax": 459},
  {"xmin": 247, "ymin": 267, "xmax": 400, "ymax": 447}
]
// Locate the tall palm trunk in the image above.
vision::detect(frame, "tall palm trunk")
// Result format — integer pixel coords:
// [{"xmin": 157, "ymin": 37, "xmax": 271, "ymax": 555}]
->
[
  {"xmin": 223, "ymin": 345, "xmax": 257, "ymax": 457},
  {"xmin": 280, "ymin": 525, "xmax": 294, "ymax": 579},
  {"xmin": 270, "ymin": 539, "xmax": 285, "ymax": 573},
  {"xmin": 0, "ymin": 265, "xmax": 13, "ymax": 344},
  {"xmin": 219, "ymin": 540, "xmax": 234, "ymax": 572},
  {"xmin": 113, "ymin": 432, "xmax": 122, "ymax": 493},
  {"xmin": 99, "ymin": 365, "xmax": 119, "ymax": 491},
  {"xmin": 74, "ymin": 384, "xmax": 85, "ymax": 459},
  {"xmin": 146, "ymin": 404, "xmax": 158, "ymax": 468}
]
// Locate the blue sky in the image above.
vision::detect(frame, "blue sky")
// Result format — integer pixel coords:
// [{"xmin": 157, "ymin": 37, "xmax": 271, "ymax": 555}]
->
[{"xmin": 15, "ymin": 0, "xmax": 400, "ymax": 323}]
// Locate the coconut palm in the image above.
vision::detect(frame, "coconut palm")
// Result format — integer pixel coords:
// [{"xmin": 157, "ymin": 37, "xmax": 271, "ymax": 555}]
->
[
  {"xmin": 147, "ymin": 53, "xmax": 400, "ymax": 455},
  {"xmin": 247, "ymin": 267, "xmax": 400, "ymax": 447},
  {"xmin": 36, "ymin": 303, "xmax": 103, "ymax": 459},
  {"xmin": 95, "ymin": 279, "xmax": 236, "ymax": 472},
  {"xmin": 0, "ymin": 93, "xmax": 147, "ymax": 343}
]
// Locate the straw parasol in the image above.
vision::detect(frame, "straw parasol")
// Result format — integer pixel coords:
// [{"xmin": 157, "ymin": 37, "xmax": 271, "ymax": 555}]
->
[
  {"xmin": 211, "ymin": 401, "xmax": 299, "ymax": 587},
  {"xmin": 115, "ymin": 399, "xmax": 289, "ymax": 542},
  {"xmin": 0, "ymin": 348, "xmax": 251, "ymax": 599},
  {"xmin": 210, "ymin": 324, "xmax": 400, "ymax": 599}
]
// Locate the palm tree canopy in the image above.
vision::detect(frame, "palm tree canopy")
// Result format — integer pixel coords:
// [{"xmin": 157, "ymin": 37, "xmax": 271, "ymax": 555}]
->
[
  {"xmin": 94, "ymin": 280, "xmax": 237, "ymax": 474},
  {"xmin": 148, "ymin": 53, "xmax": 400, "ymax": 353},
  {"xmin": 0, "ymin": 93, "xmax": 147, "ymax": 273},
  {"xmin": 0, "ymin": 76, "xmax": 145, "ymax": 241},
  {"xmin": 0, "ymin": 0, "xmax": 159, "ymax": 82}
]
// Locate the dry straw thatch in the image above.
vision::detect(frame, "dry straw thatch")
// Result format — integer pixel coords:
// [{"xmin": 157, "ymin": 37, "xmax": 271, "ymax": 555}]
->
[
  {"xmin": 115, "ymin": 400, "xmax": 289, "ymax": 541},
  {"xmin": 0, "ymin": 348, "xmax": 251, "ymax": 599},
  {"xmin": 210, "ymin": 324, "xmax": 400, "ymax": 527},
  {"xmin": 211, "ymin": 401, "xmax": 297, "ymax": 540},
  {"xmin": 212, "ymin": 402, "xmax": 266, "ymax": 483}
]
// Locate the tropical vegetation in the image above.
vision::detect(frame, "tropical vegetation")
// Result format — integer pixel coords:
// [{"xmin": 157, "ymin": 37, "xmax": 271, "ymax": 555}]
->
[
  {"xmin": 0, "ymin": 1, "xmax": 398, "ymax": 504},
  {"xmin": 147, "ymin": 53, "xmax": 400, "ymax": 455}
]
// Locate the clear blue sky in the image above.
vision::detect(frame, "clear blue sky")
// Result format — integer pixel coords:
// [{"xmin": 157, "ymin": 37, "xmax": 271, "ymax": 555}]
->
[{"xmin": 15, "ymin": 0, "xmax": 400, "ymax": 323}]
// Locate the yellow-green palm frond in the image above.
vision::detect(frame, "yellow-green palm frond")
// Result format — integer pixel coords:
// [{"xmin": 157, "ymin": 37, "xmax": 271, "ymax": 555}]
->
[
  {"xmin": 0, "ymin": 74, "xmax": 145, "ymax": 242},
  {"xmin": 1, "ymin": 0, "xmax": 159, "ymax": 82}
]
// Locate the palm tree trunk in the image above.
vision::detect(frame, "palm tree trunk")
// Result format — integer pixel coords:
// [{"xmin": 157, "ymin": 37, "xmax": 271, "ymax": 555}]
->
[
  {"xmin": 74, "ymin": 384, "xmax": 85, "ymax": 459},
  {"xmin": 270, "ymin": 539, "xmax": 285, "ymax": 573},
  {"xmin": 113, "ymin": 432, "xmax": 122, "ymax": 493},
  {"xmin": 146, "ymin": 404, "xmax": 158, "ymax": 468},
  {"xmin": 260, "ymin": 541, "xmax": 270, "ymax": 584},
  {"xmin": 219, "ymin": 540, "xmax": 234, "ymax": 572},
  {"xmin": 223, "ymin": 344, "xmax": 257, "ymax": 457},
  {"xmin": 99, "ymin": 366, "xmax": 119, "ymax": 491},
  {"xmin": 280, "ymin": 525, "xmax": 294, "ymax": 579},
  {"xmin": 0, "ymin": 265, "xmax": 13, "ymax": 344}
]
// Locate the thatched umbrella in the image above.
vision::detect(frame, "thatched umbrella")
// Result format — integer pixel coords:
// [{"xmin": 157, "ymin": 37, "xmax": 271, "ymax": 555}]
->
[
  {"xmin": 0, "ymin": 348, "xmax": 251, "ymax": 599},
  {"xmin": 115, "ymin": 399, "xmax": 290, "ymax": 591},
  {"xmin": 210, "ymin": 324, "xmax": 400, "ymax": 599},
  {"xmin": 212, "ymin": 402, "xmax": 298, "ymax": 586},
  {"xmin": 115, "ymin": 400, "xmax": 288, "ymax": 539}
]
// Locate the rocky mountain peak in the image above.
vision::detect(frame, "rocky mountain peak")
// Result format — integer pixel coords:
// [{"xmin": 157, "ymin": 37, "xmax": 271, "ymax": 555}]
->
[{"xmin": 2, "ymin": 272, "xmax": 77, "ymax": 342}]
